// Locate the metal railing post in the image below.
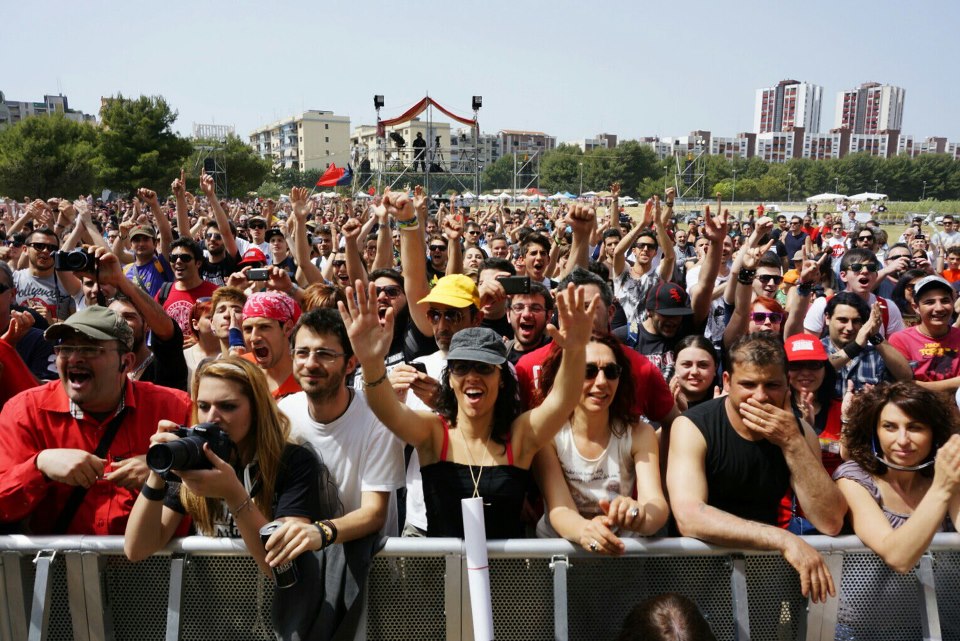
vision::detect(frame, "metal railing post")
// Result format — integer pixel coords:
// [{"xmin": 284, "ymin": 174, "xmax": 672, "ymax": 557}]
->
[
  {"xmin": 445, "ymin": 553, "xmax": 462, "ymax": 641},
  {"xmin": 27, "ymin": 550, "xmax": 56, "ymax": 641},
  {"xmin": 918, "ymin": 554, "xmax": 942, "ymax": 641},
  {"xmin": 806, "ymin": 551, "xmax": 844, "ymax": 641},
  {"xmin": 164, "ymin": 554, "xmax": 187, "ymax": 641},
  {"xmin": 729, "ymin": 555, "xmax": 751, "ymax": 641},
  {"xmin": 0, "ymin": 551, "xmax": 29, "ymax": 641},
  {"xmin": 549, "ymin": 555, "xmax": 570, "ymax": 641}
]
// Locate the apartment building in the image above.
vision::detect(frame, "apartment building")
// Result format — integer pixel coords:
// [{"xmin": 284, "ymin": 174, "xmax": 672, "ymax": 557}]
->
[
  {"xmin": 754, "ymin": 80, "xmax": 823, "ymax": 134},
  {"xmin": 0, "ymin": 91, "xmax": 96, "ymax": 129},
  {"xmin": 249, "ymin": 110, "xmax": 351, "ymax": 171},
  {"xmin": 834, "ymin": 83, "xmax": 905, "ymax": 134}
]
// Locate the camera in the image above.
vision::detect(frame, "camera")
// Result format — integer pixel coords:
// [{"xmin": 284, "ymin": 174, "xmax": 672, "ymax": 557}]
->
[
  {"xmin": 907, "ymin": 259, "xmax": 918, "ymax": 269},
  {"xmin": 147, "ymin": 423, "xmax": 236, "ymax": 475},
  {"xmin": 53, "ymin": 249, "xmax": 96, "ymax": 272}
]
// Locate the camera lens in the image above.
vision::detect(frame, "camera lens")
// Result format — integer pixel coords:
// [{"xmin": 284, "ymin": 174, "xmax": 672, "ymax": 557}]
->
[{"xmin": 147, "ymin": 437, "xmax": 204, "ymax": 473}]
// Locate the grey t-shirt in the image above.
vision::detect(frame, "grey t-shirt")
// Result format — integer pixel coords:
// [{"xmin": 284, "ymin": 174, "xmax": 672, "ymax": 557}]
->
[{"xmin": 13, "ymin": 270, "xmax": 75, "ymax": 320}]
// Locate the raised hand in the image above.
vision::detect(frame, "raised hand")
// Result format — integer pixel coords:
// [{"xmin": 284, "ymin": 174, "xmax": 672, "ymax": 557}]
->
[
  {"xmin": 565, "ymin": 203, "xmax": 596, "ymax": 238},
  {"xmin": 384, "ymin": 188, "xmax": 415, "ymax": 222},
  {"xmin": 702, "ymin": 205, "xmax": 729, "ymax": 242},
  {"xmin": 546, "ymin": 283, "xmax": 599, "ymax": 350},
  {"xmin": 412, "ymin": 185, "xmax": 428, "ymax": 219},
  {"xmin": 137, "ymin": 188, "xmax": 160, "ymax": 208},
  {"xmin": 339, "ymin": 280, "xmax": 396, "ymax": 366},
  {"xmin": 1, "ymin": 310, "xmax": 35, "ymax": 345},
  {"xmin": 172, "ymin": 169, "xmax": 186, "ymax": 196},
  {"xmin": 341, "ymin": 217, "xmax": 362, "ymax": 241},
  {"xmin": 742, "ymin": 239, "xmax": 775, "ymax": 271},
  {"xmin": 442, "ymin": 214, "xmax": 462, "ymax": 241},
  {"xmin": 199, "ymin": 170, "xmax": 216, "ymax": 198},
  {"xmin": 290, "ymin": 187, "xmax": 309, "ymax": 220}
]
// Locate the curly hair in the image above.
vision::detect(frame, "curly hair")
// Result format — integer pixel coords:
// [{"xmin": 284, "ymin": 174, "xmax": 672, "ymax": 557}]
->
[
  {"xmin": 843, "ymin": 382, "xmax": 960, "ymax": 477},
  {"xmin": 435, "ymin": 362, "xmax": 519, "ymax": 451},
  {"xmin": 535, "ymin": 334, "xmax": 637, "ymax": 435}
]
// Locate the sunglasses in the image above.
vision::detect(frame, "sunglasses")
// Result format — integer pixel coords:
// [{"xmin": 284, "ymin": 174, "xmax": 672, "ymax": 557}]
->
[
  {"xmin": 28, "ymin": 242, "xmax": 59, "ymax": 252},
  {"xmin": 249, "ymin": 223, "xmax": 266, "ymax": 229},
  {"xmin": 170, "ymin": 253, "xmax": 195, "ymax": 263},
  {"xmin": 429, "ymin": 245, "xmax": 447, "ymax": 252},
  {"xmin": 205, "ymin": 233, "xmax": 222, "ymax": 240},
  {"xmin": 757, "ymin": 274, "xmax": 783, "ymax": 285},
  {"xmin": 332, "ymin": 260, "xmax": 346, "ymax": 268},
  {"xmin": 585, "ymin": 362, "xmax": 622, "ymax": 380},
  {"xmin": 448, "ymin": 361, "xmax": 497, "ymax": 376},
  {"xmin": 750, "ymin": 311, "xmax": 783, "ymax": 324},
  {"xmin": 857, "ymin": 236, "xmax": 873, "ymax": 242},
  {"xmin": 788, "ymin": 361, "xmax": 825, "ymax": 371},
  {"xmin": 847, "ymin": 263, "xmax": 878, "ymax": 273},
  {"xmin": 427, "ymin": 308, "xmax": 466, "ymax": 325},
  {"xmin": 636, "ymin": 242, "xmax": 658, "ymax": 251},
  {"xmin": 376, "ymin": 285, "xmax": 403, "ymax": 299}
]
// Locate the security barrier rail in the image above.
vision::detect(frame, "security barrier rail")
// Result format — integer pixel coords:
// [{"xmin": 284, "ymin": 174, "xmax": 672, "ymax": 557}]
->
[{"xmin": 1, "ymin": 533, "xmax": 958, "ymax": 641}]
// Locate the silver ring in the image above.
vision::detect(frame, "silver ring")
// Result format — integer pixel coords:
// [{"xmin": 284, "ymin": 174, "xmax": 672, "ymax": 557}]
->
[
  {"xmin": 629, "ymin": 508, "xmax": 640, "ymax": 519},
  {"xmin": 589, "ymin": 540, "xmax": 599, "ymax": 552}
]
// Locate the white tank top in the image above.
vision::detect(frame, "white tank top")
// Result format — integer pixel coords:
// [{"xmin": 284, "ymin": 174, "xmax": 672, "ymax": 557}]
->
[{"xmin": 536, "ymin": 420, "xmax": 637, "ymax": 538}]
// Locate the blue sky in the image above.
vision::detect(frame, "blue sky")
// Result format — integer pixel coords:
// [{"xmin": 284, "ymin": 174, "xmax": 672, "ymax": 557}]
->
[{"xmin": 4, "ymin": 0, "xmax": 958, "ymax": 144}]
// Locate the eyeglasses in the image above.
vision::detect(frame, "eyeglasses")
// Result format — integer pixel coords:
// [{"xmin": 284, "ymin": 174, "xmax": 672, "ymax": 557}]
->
[
  {"xmin": 636, "ymin": 242, "xmax": 658, "ymax": 251},
  {"xmin": 510, "ymin": 303, "xmax": 546, "ymax": 314},
  {"xmin": 293, "ymin": 348, "xmax": 347, "ymax": 364},
  {"xmin": 847, "ymin": 263, "xmax": 878, "ymax": 274},
  {"xmin": 585, "ymin": 362, "xmax": 622, "ymax": 380},
  {"xmin": 750, "ymin": 311, "xmax": 784, "ymax": 324},
  {"xmin": 170, "ymin": 253, "xmax": 195, "ymax": 263},
  {"xmin": 53, "ymin": 344, "xmax": 118, "ymax": 359},
  {"xmin": 449, "ymin": 361, "xmax": 498, "ymax": 376},
  {"xmin": 376, "ymin": 285, "xmax": 403, "ymax": 299},
  {"xmin": 429, "ymin": 245, "xmax": 447, "ymax": 252},
  {"xmin": 205, "ymin": 233, "xmax": 222, "ymax": 240},
  {"xmin": 788, "ymin": 361, "xmax": 825, "ymax": 371},
  {"xmin": 427, "ymin": 308, "xmax": 466, "ymax": 325},
  {"xmin": 28, "ymin": 242, "xmax": 58, "ymax": 253},
  {"xmin": 249, "ymin": 223, "xmax": 266, "ymax": 230},
  {"xmin": 757, "ymin": 274, "xmax": 783, "ymax": 285}
]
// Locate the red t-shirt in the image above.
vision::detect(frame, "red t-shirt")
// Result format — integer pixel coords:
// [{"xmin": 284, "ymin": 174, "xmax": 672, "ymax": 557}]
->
[
  {"xmin": 515, "ymin": 342, "xmax": 675, "ymax": 422},
  {"xmin": 240, "ymin": 351, "xmax": 302, "ymax": 399},
  {"xmin": 942, "ymin": 269, "xmax": 960, "ymax": 284},
  {"xmin": 157, "ymin": 281, "xmax": 219, "ymax": 337},
  {"xmin": 0, "ymin": 339, "xmax": 37, "ymax": 406},
  {"xmin": 0, "ymin": 380, "xmax": 191, "ymax": 534},
  {"xmin": 889, "ymin": 326, "xmax": 960, "ymax": 382}
]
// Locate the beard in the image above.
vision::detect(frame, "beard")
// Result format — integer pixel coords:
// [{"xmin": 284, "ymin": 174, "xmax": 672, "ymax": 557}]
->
[{"xmin": 299, "ymin": 364, "xmax": 347, "ymax": 403}]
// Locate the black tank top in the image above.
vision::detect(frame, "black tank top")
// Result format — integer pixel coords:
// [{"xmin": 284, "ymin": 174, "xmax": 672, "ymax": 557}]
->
[
  {"xmin": 684, "ymin": 397, "xmax": 793, "ymax": 526},
  {"xmin": 420, "ymin": 421, "xmax": 530, "ymax": 539}
]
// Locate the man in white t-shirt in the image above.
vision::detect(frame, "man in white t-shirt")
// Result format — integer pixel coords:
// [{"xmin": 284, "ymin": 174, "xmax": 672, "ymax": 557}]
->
[
  {"xmin": 278, "ymin": 308, "xmax": 404, "ymax": 540},
  {"xmin": 932, "ymin": 215, "xmax": 960, "ymax": 263}
]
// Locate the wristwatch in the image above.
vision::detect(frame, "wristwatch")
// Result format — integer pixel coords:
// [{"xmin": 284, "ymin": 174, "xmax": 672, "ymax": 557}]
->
[{"xmin": 867, "ymin": 334, "xmax": 884, "ymax": 346}]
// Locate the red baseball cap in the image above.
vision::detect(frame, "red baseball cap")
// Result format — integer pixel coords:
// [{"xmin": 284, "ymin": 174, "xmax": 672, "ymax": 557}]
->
[
  {"xmin": 784, "ymin": 334, "xmax": 828, "ymax": 362},
  {"xmin": 238, "ymin": 247, "xmax": 267, "ymax": 266}
]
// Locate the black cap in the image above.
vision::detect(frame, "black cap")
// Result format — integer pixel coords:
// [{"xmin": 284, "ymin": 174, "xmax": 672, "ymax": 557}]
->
[{"xmin": 645, "ymin": 282, "xmax": 693, "ymax": 317}]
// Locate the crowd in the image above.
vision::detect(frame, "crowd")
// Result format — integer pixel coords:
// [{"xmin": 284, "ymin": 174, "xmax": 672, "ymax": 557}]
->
[{"xmin": 2, "ymin": 171, "xmax": 960, "ymax": 629}]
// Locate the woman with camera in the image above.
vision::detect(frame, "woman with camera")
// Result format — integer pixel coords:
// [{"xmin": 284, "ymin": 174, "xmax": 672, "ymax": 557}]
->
[
  {"xmin": 124, "ymin": 357, "xmax": 327, "ymax": 577},
  {"xmin": 532, "ymin": 333, "xmax": 668, "ymax": 554},
  {"xmin": 833, "ymin": 382, "xmax": 960, "ymax": 574}
]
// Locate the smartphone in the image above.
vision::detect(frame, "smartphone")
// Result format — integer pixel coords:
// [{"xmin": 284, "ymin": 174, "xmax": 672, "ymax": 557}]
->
[
  {"xmin": 497, "ymin": 275, "xmax": 531, "ymax": 295},
  {"xmin": 410, "ymin": 362, "xmax": 428, "ymax": 375},
  {"xmin": 247, "ymin": 268, "xmax": 270, "ymax": 281},
  {"xmin": 916, "ymin": 234, "xmax": 925, "ymax": 240}
]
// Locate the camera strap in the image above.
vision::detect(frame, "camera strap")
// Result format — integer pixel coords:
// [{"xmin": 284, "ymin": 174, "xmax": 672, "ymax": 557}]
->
[{"xmin": 52, "ymin": 407, "xmax": 129, "ymax": 534}]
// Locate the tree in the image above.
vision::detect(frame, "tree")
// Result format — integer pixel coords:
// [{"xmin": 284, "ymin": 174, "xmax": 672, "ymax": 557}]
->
[
  {"xmin": 187, "ymin": 135, "xmax": 272, "ymax": 196},
  {"xmin": 0, "ymin": 114, "xmax": 99, "ymax": 199},
  {"xmin": 540, "ymin": 145, "xmax": 582, "ymax": 193},
  {"xmin": 97, "ymin": 94, "xmax": 193, "ymax": 195},
  {"xmin": 481, "ymin": 154, "xmax": 515, "ymax": 191}
]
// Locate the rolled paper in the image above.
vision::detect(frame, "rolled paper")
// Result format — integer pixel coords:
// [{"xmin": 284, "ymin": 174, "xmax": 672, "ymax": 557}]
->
[{"xmin": 462, "ymin": 496, "xmax": 494, "ymax": 641}]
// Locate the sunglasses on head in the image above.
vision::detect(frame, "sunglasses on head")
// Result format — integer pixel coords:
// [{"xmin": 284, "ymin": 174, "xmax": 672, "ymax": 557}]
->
[
  {"xmin": 758, "ymin": 274, "xmax": 783, "ymax": 285},
  {"xmin": 787, "ymin": 361, "xmax": 825, "ymax": 371},
  {"xmin": 847, "ymin": 263, "xmax": 878, "ymax": 274},
  {"xmin": 448, "ymin": 360, "xmax": 497, "ymax": 376},
  {"xmin": 376, "ymin": 285, "xmax": 403, "ymax": 299},
  {"xmin": 170, "ymin": 253, "xmax": 195, "ymax": 263},
  {"xmin": 750, "ymin": 311, "xmax": 783, "ymax": 324},
  {"xmin": 427, "ymin": 308, "xmax": 466, "ymax": 325},
  {"xmin": 585, "ymin": 362, "xmax": 621, "ymax": 380}
]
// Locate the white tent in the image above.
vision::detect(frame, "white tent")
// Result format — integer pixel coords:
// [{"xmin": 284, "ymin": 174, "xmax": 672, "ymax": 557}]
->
[
  {"xmin": 849, "ymin": 192, "xmax": 888, "ymax": 202},
  {"xmin": 806, "ymin": 193, "xmax": 846, "ymax": 203},
  {"xmin": 460, "ymin": 191, "xmax": 476, "ymax": 200},
  {"xmin": 354, "ymin": 191, "xmax": 372, "ymax": 199},
  {"xmin": 548, "ymin": 192, "xmax": 566, "ymax": 200},
  {"xmin": 582, "ymin": 191, "xmax": 598, "ymax": 198},
  {"xmin": 479, "ymin": 194, "xmax": 498, "ymax": 202}
]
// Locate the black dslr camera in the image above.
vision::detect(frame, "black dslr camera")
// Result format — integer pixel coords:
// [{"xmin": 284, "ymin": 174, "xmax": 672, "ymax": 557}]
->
[
  {"xmin": 53, "ymin": 249, "xmax": 96, "ymax": 272},
  {"xmin": 147, "ymin": 423, "xmax": 236, "ymax": 475}
]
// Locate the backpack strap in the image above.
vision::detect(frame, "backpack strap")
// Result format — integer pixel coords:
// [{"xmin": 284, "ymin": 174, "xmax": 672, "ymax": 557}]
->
[{"xmin": 157, "ymin": 282, "xmax": 174, "ymax": 306}]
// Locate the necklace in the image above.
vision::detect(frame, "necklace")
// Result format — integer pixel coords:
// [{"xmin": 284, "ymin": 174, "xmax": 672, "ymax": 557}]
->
[{"xmin": 458, "ymin": 428, "xmax": 491, "ymax": 499}]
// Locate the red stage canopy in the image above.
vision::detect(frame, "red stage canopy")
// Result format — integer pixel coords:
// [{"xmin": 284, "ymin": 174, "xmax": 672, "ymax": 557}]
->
[{"xmin": 376, "ymin": 97, "xmax": 477, "ymax": 137}]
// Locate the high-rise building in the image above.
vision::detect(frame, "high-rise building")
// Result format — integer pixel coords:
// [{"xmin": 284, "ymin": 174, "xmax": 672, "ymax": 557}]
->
[
  {"xmin": 754, "ymin": 80, "xmax": 822, "ymax": 134},
  {"xmin": 249, "ymin": 110, "xmax": 351, "ymax": 171},
  {"xmin": 834, "ymin": 83, "xmax": 905, "ymax": 134}
]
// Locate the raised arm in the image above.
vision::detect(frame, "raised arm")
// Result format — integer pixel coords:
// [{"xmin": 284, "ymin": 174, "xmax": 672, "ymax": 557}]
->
[
  {"xmin": 723, "ymin": 240, "xmax": 775, "ymax": 349},
  {"xmin": 654, "ymin": 190, "xmax": 677, "ymax": 279},
  {"xmin": 612, "ymin": 192, "xmax": 651, "ymax": 276},
  {"xmin": 514, "ymin": 284, "xmax": 598, "ymax": 464},
  {"xmin": 371, "ymin": 201, "xmax": 394, "ymax": 271},
  {"xmin": 690, "ymin": 205, "xmax": 729, "ymax": 325},
  {"xmin": 340, "ymin": 218, "xmax": 369, "ymax": 287},
  {"xmin": 443, "ymin": 215, "xmax": 463, "ymax": 276},
  {"xmin": 399, "ymin": 187, "xmax": 433, "ymax": 336},
  {"xmin": 139, "ymin": 188, "xmax": 173, "ymax": 257},
  {"xmin": 199, "ymin": 171, "xmax": 238, "ymax": 257},
  {"xmin": 289, "ymin": 188, "xmax": 323, "ymax": 285},
  {"xmin": 561, "ymin": 204, "xmax": 596, "ymax": 278}
]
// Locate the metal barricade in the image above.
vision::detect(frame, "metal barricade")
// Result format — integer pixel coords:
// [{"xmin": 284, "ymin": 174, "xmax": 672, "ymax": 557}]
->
[{"xmin": 1, "ymin": 534, "xmax": 958, "ymax": 641}]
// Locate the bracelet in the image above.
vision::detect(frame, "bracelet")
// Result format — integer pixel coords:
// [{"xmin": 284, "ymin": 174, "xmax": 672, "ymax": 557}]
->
[
  {"xmin": 140, "ymin": 481, "xmax": 167, "ymax": 501},
  {"xmin": 396, "ymin": 217, "xmax": 420, "ymax": 231},
  {"xmin": 315, "ymin": 519, "xmax": 338, "ymax": 548},
  {"xmin": 362, "ymin": 370, "xmax": 389, "ymax": 388},
  {"xmin": 231, "ymin": 495, "xmax": 253, "ymax": 515},
  {"xmin": 868, "ymin": 333, "xmax": 884, "ymax": 346},
  {"xmin": 737, "ymin": 268, "xmax": 757, "ymax": 285},
  {"xmin": 843, "ymin": 341, "xmax": 864, "ymax": 360},
  {"xmin": 228, "ymin": 327, "xmax": 245, "ymax": 348},
  {"xmin": 797, "ymin": 282, "xmax": 813, "ymax": 296}
]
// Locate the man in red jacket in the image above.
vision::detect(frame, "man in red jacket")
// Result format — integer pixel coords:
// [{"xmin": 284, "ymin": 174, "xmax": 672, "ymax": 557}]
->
[{"xmin": 0, "ymin": 305, "xmax": 191, "ymax": 534}]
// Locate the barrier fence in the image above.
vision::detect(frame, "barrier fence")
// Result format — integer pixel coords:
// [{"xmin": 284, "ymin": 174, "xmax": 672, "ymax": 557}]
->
[{"xmin": 1, "ymin": 533, "xmax": 958, "ymax": 641}]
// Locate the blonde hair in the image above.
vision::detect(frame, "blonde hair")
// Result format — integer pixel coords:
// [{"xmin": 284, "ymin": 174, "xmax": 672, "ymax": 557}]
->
[{"xmin": 180, "ymin": 357, "xmax": 292, "ymax": 535}]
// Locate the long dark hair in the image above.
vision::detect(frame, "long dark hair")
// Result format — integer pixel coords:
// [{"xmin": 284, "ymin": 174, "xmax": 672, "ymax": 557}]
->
[
  {"xmin": 535, "ymin": 333, "xmax": 637, "ymax": 435},
  {"xmin": 435, "ymin": 362, "xmax": 519, "ymax": 450},
  {"xmin": 844, "ymin": 383, "xmax": 959, "ymax": 477}
]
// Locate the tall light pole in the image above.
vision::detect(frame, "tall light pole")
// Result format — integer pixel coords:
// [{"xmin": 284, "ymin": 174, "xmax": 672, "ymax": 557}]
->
[
  {"xmin": 787, "ymin": 172, "xmax": 792, "ymax": 203},
  {"xmin": 578, "ymin": 161, "xmax": 583, "ymax": 196},
  {"xmin": 874, "ymin": 180, "xmax": 879, "ymax": 193},
  {"xmin": 835, "ymin": 177, "xmax": 840, "ymax": 194},
  {"xmin": 922, "ymin": 180, "xmax": 928, "ymax": 200},
  {"xmin": 663, "ymin": 164, "xmax": 669, "ymax": 192},
  {"xmin": 732, "ymin": 169, "xmax": 737, "ymax": 203}
]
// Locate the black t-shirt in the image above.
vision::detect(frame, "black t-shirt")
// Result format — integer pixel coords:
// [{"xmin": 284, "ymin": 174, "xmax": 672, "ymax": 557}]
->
[
  {"xmin": 142, "ymin": 323, "xmax": 188, "ymax": 391},
  {"xmin": 201, "ymin": 251, "xmax": 241, "ymax": 287},
  {"xmin": 482, "ymin": 313, "xmax": 514, "ymax": 340},
  {"xmin": 613, "ymin": 316, "xmax": 699, "ymax": 381},
  {"xmin": 165, "ymin": 444, "xmax": 324, "ymax": 537},
  {"xmin": 683, "ymin": 397, "xmax": 794, "ymax": 526},
  {"xmin": 16, "ymin": 326, "xmax": 56, "ymax": 381}
]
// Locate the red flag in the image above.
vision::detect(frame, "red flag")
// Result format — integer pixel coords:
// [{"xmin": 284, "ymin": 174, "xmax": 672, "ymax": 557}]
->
[
  {"xmin": 368, "ymin": 186, "xmax": 375, "ymax": 195},
  {"xmin": 317, "ymin": 164, "xmax": 345, "ymax": 187}
]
